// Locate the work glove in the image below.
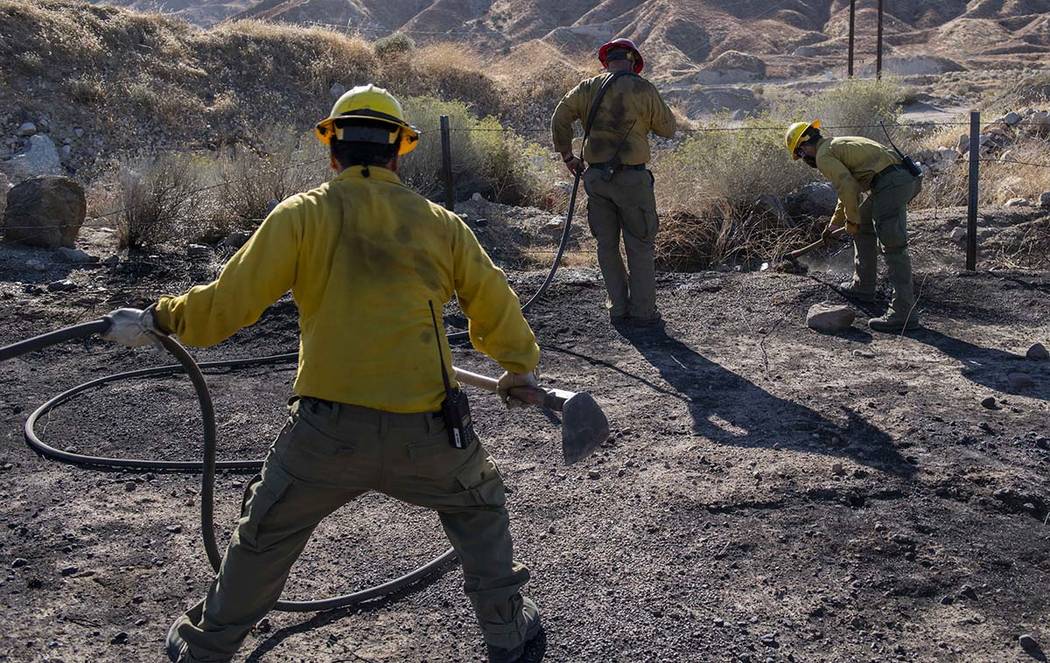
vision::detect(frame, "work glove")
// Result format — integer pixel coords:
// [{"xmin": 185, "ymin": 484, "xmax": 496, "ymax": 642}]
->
[
  {"xmin": 497, "ymin": 370, "xmax": 539, "ymax": 409},
  {"xmin": 563, "ymin": 156, "xmax": 584, "ymax": 177},
  {"xmin": 101, "ymin": 307, "xmax": 162, "ymax": 349}
]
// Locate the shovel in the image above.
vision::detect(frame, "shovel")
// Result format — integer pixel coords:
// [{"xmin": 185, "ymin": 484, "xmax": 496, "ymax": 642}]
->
[
  {"xmin": 453, "ymin": 367, "xmax": 610, "ymax": 465},
  {"xmin": 761, "ymin": 227, "xmax": 848, "ymax": 272}
]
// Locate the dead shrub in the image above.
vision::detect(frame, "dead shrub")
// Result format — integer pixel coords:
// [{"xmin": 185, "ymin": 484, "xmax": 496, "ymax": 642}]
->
[
  {"xmin": 215, "ymin": 127, "xmax": 329, "ymax": 228},
  {"xmin": 112, "ymin": 153, "xmax": 210, "ymax": 250}
]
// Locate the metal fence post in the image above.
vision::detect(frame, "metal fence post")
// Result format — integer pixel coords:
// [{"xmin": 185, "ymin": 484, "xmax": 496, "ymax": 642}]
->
[
  {"xmin": 876, "ymin": 0, "xmax": 884, "ymax": 80},
  {"xmin": 440, "ymin": 115, "xmax": 454, "ymax": 211},
  {"xmin": 966, "ymin": 111, "xmax": 980, "ymax": 271},
  {"xmin": 847, "ymin": 0, "xmax": 856, "ymax": 78}
]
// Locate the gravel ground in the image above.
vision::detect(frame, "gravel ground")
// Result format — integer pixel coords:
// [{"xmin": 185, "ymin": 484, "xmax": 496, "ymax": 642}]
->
[{"xmin": 0, "ymin": 210, "xmax": 1048, "ymax": 662}]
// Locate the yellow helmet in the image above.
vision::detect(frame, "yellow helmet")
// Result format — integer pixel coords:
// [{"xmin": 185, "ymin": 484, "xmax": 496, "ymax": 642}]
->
[
  {"xmin": 785, "ymin": 119, "xmax": 821, "ymax": 160},
  {"xmin": 315, "ymin": 84, "xmax": 420, "ymax": 156}
]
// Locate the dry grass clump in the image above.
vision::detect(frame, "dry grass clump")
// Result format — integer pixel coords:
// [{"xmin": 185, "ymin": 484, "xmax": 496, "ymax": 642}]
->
[
  {"xmin": 213, "ymin": 127, "xmax": 329, "ymax": 229},
  {"xmin": 110, "ymin": 153, "xmax": 212, "ymax": 250}
]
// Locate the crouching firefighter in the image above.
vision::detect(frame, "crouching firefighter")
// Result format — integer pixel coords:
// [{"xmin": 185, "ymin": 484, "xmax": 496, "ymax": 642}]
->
[
  {"xmin": 551, "ymin": 38, "xmax": 676, "ymax": 325},
  {"xmin": 786, "ymin": 119, "xmax": 924, "ymax": 332},
  {"xmin": 100, "ymin": 85, "xmax": 545, "ymax": 662}
]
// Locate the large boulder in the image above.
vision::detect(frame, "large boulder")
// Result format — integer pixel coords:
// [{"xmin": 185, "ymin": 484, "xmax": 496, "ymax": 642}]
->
[
  {"xmin": 2, "ymin": 176, "xmax": 86, "ymax": 248},
  {"xmin": 2, "ymin": 134, "xmax": 63, "ymax": 181},
  {"xmin": 786, "ymin": 182, "xmax": 838, "ymax": 217}
]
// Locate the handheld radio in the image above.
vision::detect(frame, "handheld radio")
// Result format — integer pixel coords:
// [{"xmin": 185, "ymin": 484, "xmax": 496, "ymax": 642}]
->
[
  {"xmin": 880, "ymin": 121, "xmax": 923, "ymax": 178},
  {"xmin": 428, "ymin": 301, "xmax": 473, "ymax": 449}
]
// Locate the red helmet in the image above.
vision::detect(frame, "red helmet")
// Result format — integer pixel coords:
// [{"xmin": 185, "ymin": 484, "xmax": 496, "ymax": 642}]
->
[{"xmin": 598, "ymin": 38, "xmax": 644, "ymax": 74}]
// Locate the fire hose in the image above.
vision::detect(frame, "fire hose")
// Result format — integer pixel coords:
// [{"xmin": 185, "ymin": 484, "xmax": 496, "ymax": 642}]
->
[{"xmin": 0, "ymin": 74, "xmax": 628, "ymax": 614}]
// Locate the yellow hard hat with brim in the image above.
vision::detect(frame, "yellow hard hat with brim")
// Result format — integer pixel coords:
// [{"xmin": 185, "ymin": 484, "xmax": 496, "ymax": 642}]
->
[
  {"xmin": 785, "ymin": 119, "xmax": 821, "ymax": 160},
  {"xmin": 315, "ymin": 84, "xmax": 420, "ymax": 156}
]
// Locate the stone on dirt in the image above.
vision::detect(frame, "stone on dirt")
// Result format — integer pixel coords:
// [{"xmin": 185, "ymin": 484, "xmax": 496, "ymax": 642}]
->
[
  {"xmin": 981, "ymin": 396, "xmax": 998, "ymax": 409},
  {"xmin": 1004, "ymin": 198, "xmax": 1029, "ymax": 207},
  {"xmin": 806, "ymin": 303, "xmax": 855, "ymax": 333},
  {"xmin": 1007, "ymin": 373, "xmax": 1035, "ymax": 391},
  {"xmin": 16, "ymin": 122, "xmax": 37, "ymax": 137},
  {"xmin": 2, "ymin": 176, "xmax": 86, "ymax": 248},
  {"xmin": 219, "ymin": 230, "xmax": 252, "ymax": 251},
  {"xmin": 47, "ymin": 279, "xmax": 76, "ymax": 292},
  {"xmin": 949, "ymin": 227, "xmax": 967, "ymax": 243},
  {"xmin": 1002, "ymin": 112, "xmax": 1022, "ymax": 126},
  {"xmin": 1019, "ymin": 634, "xmax": 1044, "ymax": 660},
  {"xmin": 57, "ymin": 247, "xmax": 97, "ymax": 264},
  {"xmin": 1040, "ymin": 192, "xmax": 1050, "ymax": 209},
  {"xmin": 1027, "ymin": 343, "xmax": 1049, "ymax": 361},
  {"xmin": 3, "ymin": 134, "xmax": 63, "ymax": 180}
]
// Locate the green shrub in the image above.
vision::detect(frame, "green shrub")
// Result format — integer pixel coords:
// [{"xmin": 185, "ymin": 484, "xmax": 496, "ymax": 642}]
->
[{"xmin": 374, "ymin": 32, "xmax": 415, "ymax": 58}]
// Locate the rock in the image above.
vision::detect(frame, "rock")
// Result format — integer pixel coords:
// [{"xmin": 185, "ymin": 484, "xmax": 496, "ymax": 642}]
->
[
  {"xmin": 16, "ymin": 122, "xmax": 37, "ymax": 137},
  {"xmin": 2, "ymin": 176, "xmax": 86, "ymax": 247},
  {"xmin": 759, "ymin": 632, "xmax": 778, "ymax": 647},
  {"xmin": 60, "ymin": 565, "xmax": 78, "ymax": 576},
  {"xmin": 12, "ymin": 558, "xmax": 28, "ymax": 569},
  {"xmin": 1027, "ymin": 343, "xmax": 1049, "ymax": 361},
  {"xmin": 329, "ymin": 82, "xmax": 347, "ymax": 99},
  {"xmin": 1040, "ymin": 192, "xmax": 1050, "ymax": 209},
  {"xmin": 471, "ymin": 192, "xmax": 485, "ymax": 202},
  {"xmin": 57, "ymin": 247, "xmax": 98, "ymax": 264},
  {"xmin": 980, "ymin": 396, "xmax": 998, "ymax": 409},
  {"xmin": 166, "ymin": 524, "xmax": 182, "ymax": 534},
  {"xmin": 1002, "ymin": 111, "xmax": 1022, "ymax": 126},
  {"xmin": 187, "ymin": 243, "xmax": 211, "ymax": 259},
  {"xmin": 541, "ymin": 217, "xmax": 565, "ymax": 239},
  {"xmin": 218, "ymin": 230, "xmax": 252, "ymax": 251},
  {"xmin": 787, "ymin": 182, "xmax": 838, "ymax": 217},
  {"xmin": 1019, "ymin": 634, "xmax": 1044, "ymax": 660},
  {"xmin": 37, "ymin": 117, "xmax": 50, "ymax": 133},
  {"xmin": 587, "ymin": 470, "xmax": 600, "ymax": 480},
  {"xmin": 102, "ymin": 255, "xmax": 120, "ymax": 267},
  {"xmin": 958, "ymin": 584, "xmax": 978, "ymax": 600},
  {"xmin": 1007, "ymin": 373, "xmax": 1035, "ymax": 391},
  {"xmin": 949, "ymin": 227, "xmax": 967, "ymax": 243},
  {"xmin": 831, "ymin": 462, "xmax": 845, "ymax": 476},
  {"xmin": 806, "ymin": 303, "xmax": 855, "ymax": 333},
  {"xmin": 956, "ymin": 134, "xmax": 970, "ymax": 154},
  {"xmin": 110, "ymin": 631, "xmax": 129, "ymax": 645},
  {"xmin": 3, "ymin": 134, "xmax": 63, "ymax": 180},
  {"xmin": 1005, "ymin": 198, "xmax": 1029, "ymax": 208},
  {"xmin": 47, "ymin": 279, "xmax": 77, "ymax": 292}
]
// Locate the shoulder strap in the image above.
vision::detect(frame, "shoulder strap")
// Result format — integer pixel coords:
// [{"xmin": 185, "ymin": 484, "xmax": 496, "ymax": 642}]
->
[{"xmin": 582, "ymin": 72, "xmax": 635, "ymax": 141}]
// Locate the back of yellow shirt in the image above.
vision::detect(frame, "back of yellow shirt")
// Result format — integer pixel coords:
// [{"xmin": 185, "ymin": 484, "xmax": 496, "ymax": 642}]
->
[
  {"xmin": 155, "ymin": 166, "xmax": 540, "ymax": 413},
  {"xmin": 817, "ymin": 136, "xmax": 901, "ymax": 225},
  {"xmin": 551, "ymin": 72, "xmax": 677, "ymax": 165}
]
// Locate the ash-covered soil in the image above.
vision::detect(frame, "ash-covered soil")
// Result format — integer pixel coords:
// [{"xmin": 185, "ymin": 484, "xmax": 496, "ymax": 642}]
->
[{"xmin": 0, "ymin": 210, "xmax": 1048, "ymax": 663}]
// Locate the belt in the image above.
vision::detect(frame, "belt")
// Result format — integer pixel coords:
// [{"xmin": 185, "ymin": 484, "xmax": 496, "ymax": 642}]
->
[
  {"xmin": 587, "ymin": 162, "xmax": 647, "ymax": 172},
  {"xmin": 298, "ymin": 396, "xmax": 443, "ymax": 433},
  {"xmin": 871, "ymin": 163, "xmax": 906, "ymax": 188}
]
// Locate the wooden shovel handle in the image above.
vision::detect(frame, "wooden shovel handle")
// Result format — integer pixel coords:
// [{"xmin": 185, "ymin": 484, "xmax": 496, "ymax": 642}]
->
[{"xmin": 453, "ymin": 367, "xmax": 572, "ymax": 412}]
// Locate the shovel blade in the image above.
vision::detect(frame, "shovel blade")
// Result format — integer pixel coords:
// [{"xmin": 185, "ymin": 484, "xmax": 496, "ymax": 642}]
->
[{"xmin": 560, "ymin": 392, "xmax": 610, "ymax": 464}]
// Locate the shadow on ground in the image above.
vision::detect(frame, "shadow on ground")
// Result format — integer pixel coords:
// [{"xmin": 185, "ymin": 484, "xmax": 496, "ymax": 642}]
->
[
  {"xmin": 553, "ymin": 324, "xmax": 916, "ymax": 477},
  {"xmin": 910, "ymin": 328, "xmax": 1049, "ymax": 401}
]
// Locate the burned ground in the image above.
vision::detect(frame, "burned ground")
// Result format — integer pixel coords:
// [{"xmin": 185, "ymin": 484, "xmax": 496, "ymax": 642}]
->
[{"xmin": 0, "ymin": 208, "xmax": 1048, "ymax": 663}]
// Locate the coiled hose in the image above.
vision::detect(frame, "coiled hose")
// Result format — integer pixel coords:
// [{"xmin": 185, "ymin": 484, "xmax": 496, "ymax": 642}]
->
[
  {"xmin": 0, "ymin": 91, "xmax": 612, "ymax": 608},
  {"xmin": 1, "ymin": 324, "xmax": 452, "ymax": 612}
]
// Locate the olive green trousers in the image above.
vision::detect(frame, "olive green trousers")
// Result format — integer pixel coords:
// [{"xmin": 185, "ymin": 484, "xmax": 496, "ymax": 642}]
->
[
  {"xmin": 851, "ymin": 167, "xmax": 922, "ymax": 318},
  {"xmin": 168, "ymin": 397, "xmax": 533, "ymax": 662},
  {"xmin": 583, "ymin": 167, "xmax": 660, "ymax": 319}
]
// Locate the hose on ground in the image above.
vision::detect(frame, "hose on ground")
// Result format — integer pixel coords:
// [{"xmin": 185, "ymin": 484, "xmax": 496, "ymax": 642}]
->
[{"xmin": 3, "ymin": 323, "xmax": 455, "ymax": 612}]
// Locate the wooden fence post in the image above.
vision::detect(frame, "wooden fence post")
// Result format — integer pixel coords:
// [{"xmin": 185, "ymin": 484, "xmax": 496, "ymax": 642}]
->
[
  {"xmin": 876, "ymin": 0, "xmax": 884, "ymax": 80},
  {"xmin": 847, "ymin": 0, "xmax": 856, "ymax": 78}
]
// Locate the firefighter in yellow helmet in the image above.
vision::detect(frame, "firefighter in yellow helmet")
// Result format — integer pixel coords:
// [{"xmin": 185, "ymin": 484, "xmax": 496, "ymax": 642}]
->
[
  {"xmin": 786, "ymin": 120, "xmax": 922, "ymax": 332},
  {"xmin": 102, "ymin": 85, "xmax": 545, "ymax": 662}
]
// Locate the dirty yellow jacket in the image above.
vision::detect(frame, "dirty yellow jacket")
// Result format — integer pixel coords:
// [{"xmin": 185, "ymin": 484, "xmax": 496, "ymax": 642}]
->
[
  {"xmin": 551, "ymin": 72, "xmax": 676, "ymax": 165},
  {"xmin": 817, "ymin": 136, "xmax": 901, "ymax": 226},
  {"xmin": 154, "ymin": 166, "xmax": 540, "ymax": 413}
]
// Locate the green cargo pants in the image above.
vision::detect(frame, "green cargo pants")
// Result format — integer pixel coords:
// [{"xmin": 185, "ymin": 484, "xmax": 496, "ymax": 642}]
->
[
  {"xmin": 850, "ymin": 167, "xmax": 922, "ymax": 318},
  {"xmin": 583, "ymin": 166, "xmax": 660, "ymax": 319},
  {"xmin": 168, "ymin": 397, "xmax": 534, "ymax": 662}
]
